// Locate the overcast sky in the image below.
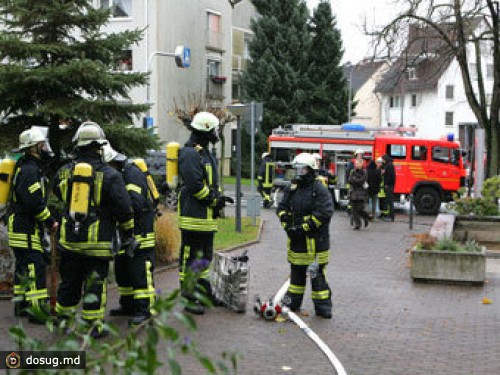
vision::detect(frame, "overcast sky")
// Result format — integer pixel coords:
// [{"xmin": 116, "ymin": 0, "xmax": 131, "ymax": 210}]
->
[{"xmin": 306, "ymin": 0, "xmax": 398, "ymax": 63}]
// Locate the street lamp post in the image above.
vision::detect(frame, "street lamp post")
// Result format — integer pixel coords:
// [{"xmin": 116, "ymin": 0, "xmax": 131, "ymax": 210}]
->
[{"xmin": 227, "ymin": 103, "xmax": 248, "ymax": 233}]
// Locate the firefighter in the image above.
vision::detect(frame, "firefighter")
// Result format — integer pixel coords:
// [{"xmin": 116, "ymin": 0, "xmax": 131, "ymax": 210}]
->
[
  {"xmin": 381, "ymin": 154, "xmax": 396, "ymax": 222},
  {"xmin": 257, "ymin": 152, "xmax": 274, "ymax": 208},
  {"xmin": 277, "ymin": 152, "xmax": 333, "ymax": 318},
  {"xmin": 178, "ymin": 112, "xmax": 233, "ymax": 315},
  {"xmin": 348, "ymin": 159, "xmax": 370, "ymax": 230},
  {"xmin": 104, "ymin": 144, "xmax": 157, "ymax": 326},
  {"xmin": 53, "ymin": 122, "xmax": 135, "ymax": 338},
  {"xmin": 7, "ymin": 127, "xmax": 57, "ymax": 323}
]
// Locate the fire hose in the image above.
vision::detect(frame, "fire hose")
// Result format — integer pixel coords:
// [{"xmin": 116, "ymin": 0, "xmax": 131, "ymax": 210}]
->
[{"xmin": 255, "ymin": 279, "xmax": 347, "ymax": 375}]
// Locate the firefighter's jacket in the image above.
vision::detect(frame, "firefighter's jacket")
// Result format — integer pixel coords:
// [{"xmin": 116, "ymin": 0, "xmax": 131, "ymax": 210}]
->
[
  {"xmin": 258, "ymin": 157, "xmax": 274, "ymax": 189},
  {"xmin": 54, "ymin": 153, "xmax": 134, "ymax": 258},
  {"xmin": 122, "ymin": 162, "xmax": 156, "ymax": 249},
  {"xmin": 178, "ymin": 142, "xmax": 219, "ymax": 232},
  {"xmin": 277, "ymin": 178, "xmax": 333, "ymax": 265},
  {"xmin": 7, "ymin": 155, "xmax": 54, "ymax": 252}
]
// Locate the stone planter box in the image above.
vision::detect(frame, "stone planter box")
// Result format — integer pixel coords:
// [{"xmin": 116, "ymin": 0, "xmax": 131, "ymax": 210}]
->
[
  {"xmin": 410, "ymin": 246, "xmax": 486, "ymax": 284},
  {"xmin": 453, "ymin": 216, "xmax": 500, "ymax": 257}
]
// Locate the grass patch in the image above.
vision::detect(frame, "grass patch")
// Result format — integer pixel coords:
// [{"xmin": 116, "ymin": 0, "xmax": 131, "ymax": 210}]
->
[
  {"xmin": 215, "ymin": 217, "xmax": 260, "ymax": 250},
  {"xmin": 156, "ymin": 209, "xmax": 260, "ymax": 264},
  {"xmin": 222, "ymin": 176, "xmax": 255, "ymax": 186}
]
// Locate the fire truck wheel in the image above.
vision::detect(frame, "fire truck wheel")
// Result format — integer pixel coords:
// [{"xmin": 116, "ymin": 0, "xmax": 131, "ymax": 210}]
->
[{"xmin": 414, "ymin": 187, "xmax": 441, "ymax": 215}]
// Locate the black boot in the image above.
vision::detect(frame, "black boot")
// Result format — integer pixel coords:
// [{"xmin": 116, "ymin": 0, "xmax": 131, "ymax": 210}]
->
[
  {"xmin": 90, "ymin": 326, "xmax": 109, "ymax": 339},
  {"xmin": 315, "ymin": 309, "xmax": 332, "ymax": 319},
  {"xmin": 14, "ymin": 301, "xmax": 29, "ymax": 317},
  {"xmin": 110, "ymin": 306, "xmax": 135, "ymax": 316}
]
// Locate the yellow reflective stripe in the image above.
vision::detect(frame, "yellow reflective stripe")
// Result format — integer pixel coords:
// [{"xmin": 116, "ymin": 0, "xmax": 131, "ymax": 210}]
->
[
  {"xmin": 287, "ymin": 250, "xmax": 315, "ymax": 265},
  {"xmin": 14, "ymin": 285, "xmax": 25, "ymax": 295},
  {"xmin": 94, "ymin": 172, "xmax": 103, "ymax": 206},
  {"xmin": 126, "ymin": 183, "xmax": 142, "ymax": 194},
  {"xmin": 119, "ymin": 219, "xmax": 134, "ymax": 231},
  {"xmin": 288, "ymin": 284, "xmax": 305, "ymax": 294},
  {"xmin": 25, "ymin": 289, "xmax": 48, "ymax": 300},
  {"xmin": 56, "ymin": 303, "xmax": 77, "ymax": 315},
  {"xmin": 278, "ymin": 211, "xmax": 288, "ymax": 218},
  {"xmin": 205, "ymin": 165, "xmax": 213, "ymax": 186},
  {"xmin": 178, "ymin": 217, "xmax": 218, "ymax": 232},
  {"xmin": 35, "ymin": 207, "xmax": 50, "ymax": 221},
  {"xmin": 312, "ymin": 290, "xmax": 330, "ymax": 300},
  {"xmin": 311, "ymin": 216, "xmax": 322, "ymax": 227},
  {"xmin": 200, "ymin": 268, "xmax": 210, "ymax": 279},
  {"xmin": 317, "ymin": 251, "xmax": 329, "ymax": 264},
  {"xmin": 193, "ymin": 185, "xmax": 210, "ymax": 199},
  {"xmin": 28, "ymin": 182, "xmax": 41, "ymax": 194},
  {"xmin": 82, "ymin": 308, "xmax": 105, "ymax": 320},
  {"xmin": 119, "ymin": 287, "xmax": 134, "ymax": 296}
]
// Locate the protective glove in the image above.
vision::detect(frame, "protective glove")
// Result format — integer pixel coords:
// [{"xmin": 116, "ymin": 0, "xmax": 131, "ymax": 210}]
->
[
  {"xmin": 286, "ymin": 225, "xmax": 304, "ymax": 237},
  {"xmin": 279, "ymin": 211, "xmax": 292, "ymax": 230},
  {"xmin": 301, "ymin": 218, "xmax": 318, "ymax": 233},
  {"xmin": 120, "ymin": 231, "xmax": 140, "ymax": 258}
]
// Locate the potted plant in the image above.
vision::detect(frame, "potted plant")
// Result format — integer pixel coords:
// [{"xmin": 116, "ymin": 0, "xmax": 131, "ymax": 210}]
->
[{"xmin": 410, "ymin": 233, "xmax": 486, "ymax": 284}]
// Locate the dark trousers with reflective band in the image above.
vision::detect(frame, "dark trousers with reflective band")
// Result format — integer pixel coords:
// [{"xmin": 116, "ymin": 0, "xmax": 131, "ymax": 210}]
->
[
  {"xmin": 385, "ymin": 185, "xmax": 395, "ymax": 220},
  {"xmin": 179, "ymin": 230, "xmax": 214, "ymax": 300},
  {"xmin": 56, "ymin": 249, "xmax": 109, "ymax": 322},
  {"xmin": 258, "ymin": 184, "xmax": 272, "ymax": 205},
  {"xmin": 12, "ymin": 248, "xmax": 48, "ymax": 312},
  {"xmin": 115, "ymin": 248, "xmax": 156, "ymax": 316},
  {"xmin": 286, "ymin": 263, "xmax": 332, "ymax": 314}
]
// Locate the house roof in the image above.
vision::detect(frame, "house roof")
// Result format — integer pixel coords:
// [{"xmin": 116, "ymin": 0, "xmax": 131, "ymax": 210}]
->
[
  {"xmin": 375, "ymin": 19, "xmax": 480, "ymax": 94},
  {"xmin": 344, "ymin": 60, "xmax": 386, "ymax": 93}
]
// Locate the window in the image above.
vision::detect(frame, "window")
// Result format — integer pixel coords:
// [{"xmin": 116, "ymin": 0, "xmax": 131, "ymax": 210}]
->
[
  {"xmin": 207, "ymin": 12, "xmax": 221, "ymax": 49},
  {"xmin": 407, "ymin": 67, "xmax": 417, "ymax": 80},
  {"xmin": 412, "ymin": 145, "xmax": 427, "ymax": 161},
  {"xmin": 390, "ymin": 96, "xmax": 400, "ymax": 108},
  {"xmin": 445, "ymin": 111, "xmax": 454, "ymax": 126},
  {"xmin": 101, "ymin": 0, "xmax": 132, "ymax": 18},
  {"xmin": 486, "ymin": 64, "xmax": 493, "ymax": 80},
  {"xmin": 445, "ymin": 85, "xmax": 454, "ymax": 100},
  {"xmin": 411, "ymin": 94, "xmax": 417, "ymax": 107},
  {"xmin": 432, "ymin": 146, "xmax": 456, "ymax": 165},
  {"xmin": 386, "ymin": 144, "xmax": 406, "ymax": 160},
  {"xmin": 116, "ymin": 49, "xmax": 132, "ymax": 71},
  {"xmin": 207, "ymin": 59, "xmax": 221, "ymax": 77}
]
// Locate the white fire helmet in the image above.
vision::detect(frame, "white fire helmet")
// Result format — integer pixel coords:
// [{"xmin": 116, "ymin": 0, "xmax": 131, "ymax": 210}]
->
[
  {"xmin": 73, "ymin": 121, "xmax": 107, "ymax": 147},
  {"xmin": 190, "ymin": 112, "xmax": 219, "ymax": 132},
  {"xmin": 102, "ymin": 143, "xmax": 127, "ymax": 163},
  {"xmin": 18, "ymin": 128, "xmax": 47, "ymax": 151},
  {"xmin": 293, "ymin": 153, "xmax": 318, "ymax": 170}
]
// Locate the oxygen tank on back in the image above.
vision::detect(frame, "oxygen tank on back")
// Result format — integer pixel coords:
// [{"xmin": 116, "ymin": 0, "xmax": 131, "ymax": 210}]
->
[
  {"xmin": 133, "ymin": 158, "xmax": 160, "ymax": 202},
  {"xmin": 166, "ymin": 142, "xmax": 180, "ymax": 189},
  {"xmin": 0, "ymin": 158, "xmax": 16, "ymax": 211},
  {"xmin": 69, "ymin": 163, "xmax": 93, "ymax": 222}
]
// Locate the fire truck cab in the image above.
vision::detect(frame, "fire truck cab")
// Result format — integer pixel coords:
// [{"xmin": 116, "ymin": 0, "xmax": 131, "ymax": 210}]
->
[{"xmin": 268, "ymin": 124, "xmax": 466, "ymax": 215}]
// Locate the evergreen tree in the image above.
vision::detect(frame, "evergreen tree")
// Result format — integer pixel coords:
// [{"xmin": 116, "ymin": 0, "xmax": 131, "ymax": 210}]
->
[
  {"xmin": 306, "ymin": 0, "xmax": 349, "ymax": 124},
  {"xmin": 241, "ymin": 0, "xmax": 312, "ymax": 135},
  {"xmin": 0, "ymin": 0, "xmax": 157, "ymax": 157}
]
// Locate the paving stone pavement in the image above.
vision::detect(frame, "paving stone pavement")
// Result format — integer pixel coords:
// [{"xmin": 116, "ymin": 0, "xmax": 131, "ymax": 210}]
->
[{"xmin": 1, "ymin": 208, "xmax": 499, "ymax": 375}]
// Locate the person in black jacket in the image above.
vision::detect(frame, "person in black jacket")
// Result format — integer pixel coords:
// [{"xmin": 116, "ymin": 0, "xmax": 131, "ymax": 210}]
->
[
  {"xmin": 381, "ymin": 154, "xmax": 396, "ymax": 222},
  {"xmin": 178, "ymin": 112, "xmax": 233, "ymax": 315},
  {"xmin": 366, "ymin": 158, "xmax": 381, "ymax": 219},
  {"xmin": 7, "ymin": 127, "xmax": 57, "ymax": 323},
  {"xmin": 348, "ymin": 159, "xmax": 370, "ymax": 230},
  {"xmin": 104, "ymin": 144, "xmax": 157, "ymax": 326},
  {"xmin": 53, "ymin": 122, "xmax": 135, "ymax": 338},
  {"xmin": 257, "ymin": 152, "xmax": 274, "ymax": 208},
  {"xmin": 277, "ymin": 153, "xmax": 334, "ymax": 318}
]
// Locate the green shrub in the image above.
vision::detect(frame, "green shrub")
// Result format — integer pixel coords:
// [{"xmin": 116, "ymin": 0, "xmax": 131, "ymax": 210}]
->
[{"xmin": 446, "ymin": 176, "xmax": 500, "ymax": 216}]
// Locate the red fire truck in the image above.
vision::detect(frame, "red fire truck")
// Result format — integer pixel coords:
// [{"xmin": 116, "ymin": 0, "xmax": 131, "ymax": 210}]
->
[{"xmin": 268, "ymin": 124, "xmax": 467, "ymax": 214}]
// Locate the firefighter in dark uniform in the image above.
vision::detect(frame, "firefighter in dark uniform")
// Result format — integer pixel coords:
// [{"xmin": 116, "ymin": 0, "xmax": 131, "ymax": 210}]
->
[
  {"xmin": 277, "ymin": 153, "xmax": 334, "ymax": 318},
  {"xmin": 7, "ymin": 127, "xmax": 57, "ymax": 323},
  {"xmin": 53, "ymin": 122, "xmax": 135, "ymax": 338},
  {"xmin": 178, "ymin": 112, "xmax": 232, "ymax": 315},
  {"xmin": 257, "ymin": 152, "xmax": 274, "ymax": 208},
  {"xmin": 104, "ymin": 144, "xmax": 157, "ymax": 326},
  {"xmin": 381, "ymin": 154, "xmax": 396, "ymax": 222}
]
